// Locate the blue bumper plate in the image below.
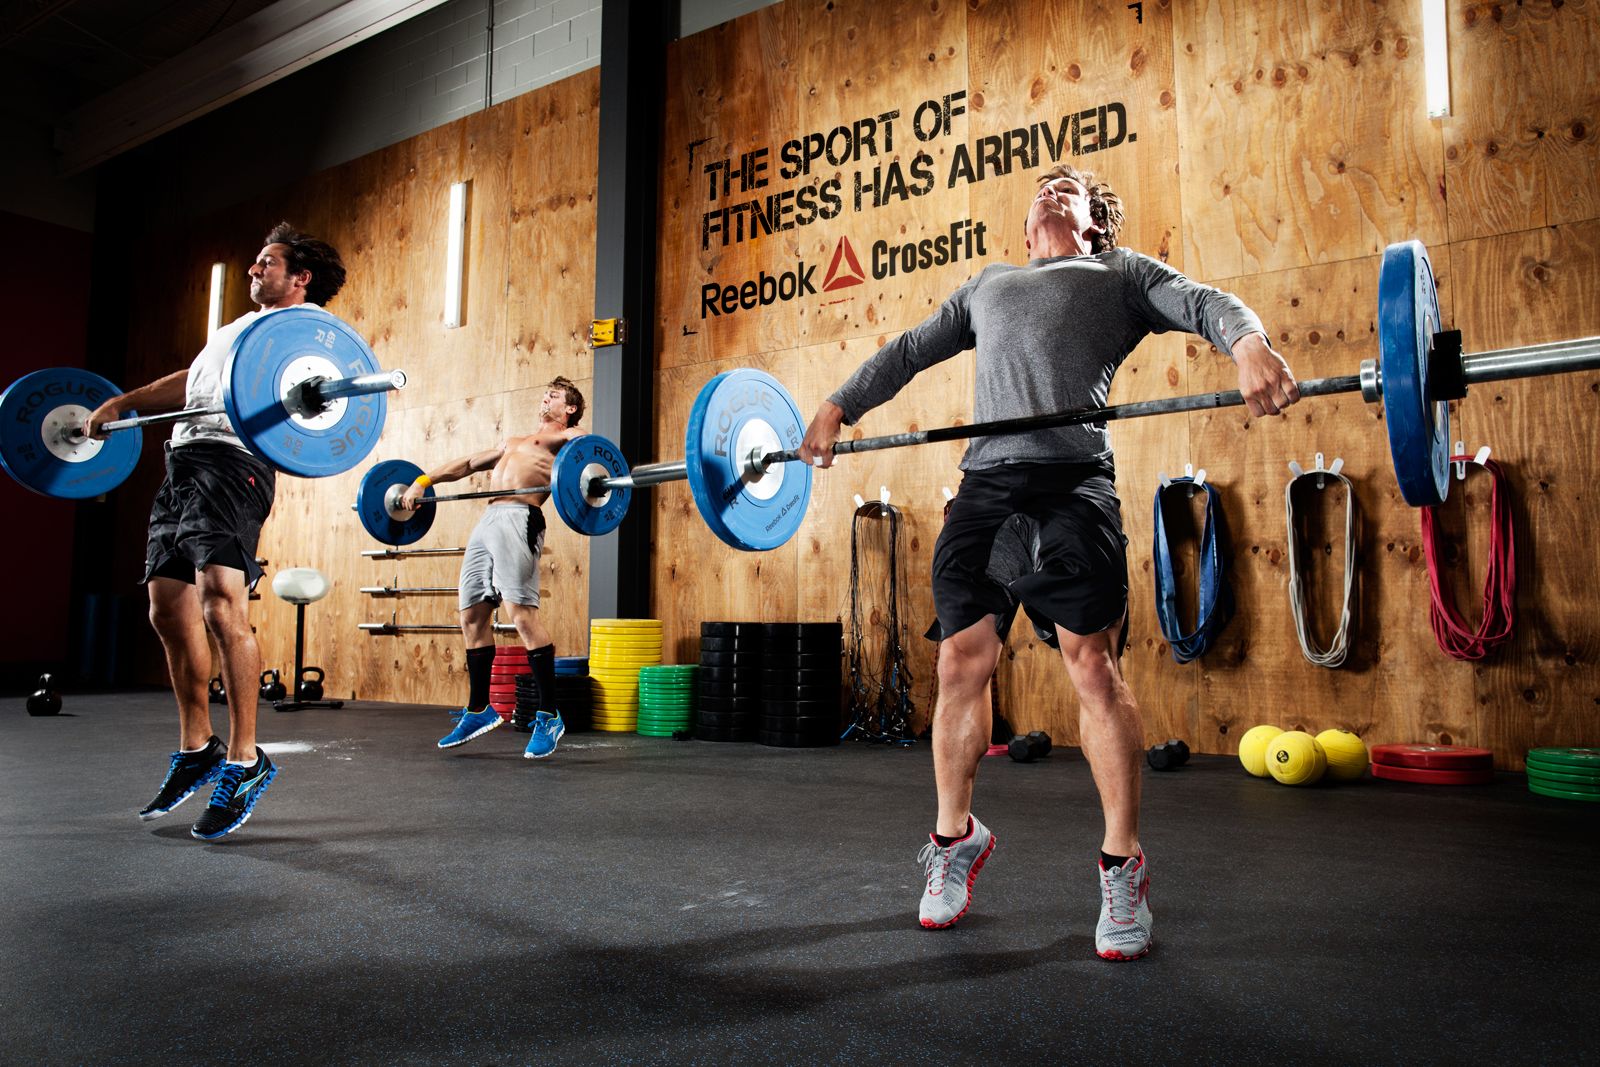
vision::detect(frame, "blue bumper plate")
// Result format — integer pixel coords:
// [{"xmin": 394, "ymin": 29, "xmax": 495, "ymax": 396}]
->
[
  {"xmin": 356, "ymin": 459, "xmax": 434, "ymax": 546},
  {"xmin": 684, "ymin": 369, "xmax": 811, "ymax": 551},
  {"xmin": 550, "ymin": 434, "xmax": 631, "ymax": 536},
  {"xmin": 222, "ymin": 306, "xmax": 387, "ymax": 478},
  {"xmin": 1378, "ymin": 240, "xmax": 1448, "ymax": 507},
  {"xmin": 0, "ymin": 368, "xmax": 142, "ymax": 499}
]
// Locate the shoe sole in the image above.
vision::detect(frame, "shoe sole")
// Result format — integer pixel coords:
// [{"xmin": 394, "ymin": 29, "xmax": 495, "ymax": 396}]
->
[
  {"xmin": 439, "ymin": 717, "xmax": 504, "ymax": 749},
  {"xmin": 139, "ymin": 787, "xmax": 196, "ymax": 820},
  {"xmin": 919, "ymin": 833, "xmax": 997, "ymax": 930},
  {"xmin": 190, "ymin": 765, "xmax": 277, "ymax": 840},
  {"xmin": 524, "ymin": 723, "xmax": 566, "ymax": 759},
  {"xmin": 139, "ymin": 766, "xmax": 224, "ymax": 820},
  {"xmin": 1097, "ymin": 938, "xmax": 1153, "ymax": 961}
]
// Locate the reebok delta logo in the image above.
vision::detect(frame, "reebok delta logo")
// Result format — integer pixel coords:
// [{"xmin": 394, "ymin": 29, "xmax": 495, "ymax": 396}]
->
[{"xmin": 822, "ymin": 237, "xmax": 865, "ymax": 291}]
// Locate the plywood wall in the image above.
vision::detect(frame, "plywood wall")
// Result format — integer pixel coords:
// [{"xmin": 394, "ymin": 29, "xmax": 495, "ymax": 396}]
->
[
  {"xmin": 119, "ymin": 68, "xmax": 602, "ymax": 706},
  {"xmin": 651, "ymin": 0, "xmax": 1600, "ymax": 767},
  {"xmin": 114, "ymin": 1, "xmax": 1596, "ymax": 767}
]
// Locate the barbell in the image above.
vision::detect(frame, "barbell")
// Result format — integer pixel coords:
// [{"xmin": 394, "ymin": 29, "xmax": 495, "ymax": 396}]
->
[
  {"xmin": 354, "ymin": 241, "xmax": 1600, "ymax": 551},
  {"xmin": 0, "ymin": 306, "xmax": 407, "ymax": 498}
]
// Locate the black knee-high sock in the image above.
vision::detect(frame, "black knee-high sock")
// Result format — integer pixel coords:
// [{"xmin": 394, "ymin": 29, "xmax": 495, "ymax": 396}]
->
[
  {"xmin": 526, "ymin": 643, "xmax": 556, "ymax": 711},
  {"xmin": 465, "ymin": 646, "xmax": 495, "ymax": 711}
]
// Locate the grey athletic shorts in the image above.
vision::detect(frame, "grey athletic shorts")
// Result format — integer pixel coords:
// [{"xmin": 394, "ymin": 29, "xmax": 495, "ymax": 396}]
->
[{"xmin": 459, "ymin": 503, "xmax": 546, "ymax": 609}]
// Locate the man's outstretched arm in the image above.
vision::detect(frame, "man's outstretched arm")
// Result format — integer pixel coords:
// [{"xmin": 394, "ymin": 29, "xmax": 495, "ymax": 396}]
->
[{"xmin": 400, "ymin": 445, "xmax": 506, "ymax": 509}]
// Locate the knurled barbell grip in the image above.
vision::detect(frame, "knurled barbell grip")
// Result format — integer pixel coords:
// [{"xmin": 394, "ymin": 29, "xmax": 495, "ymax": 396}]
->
[{"xmin": 758, "ymin": 373, "xmax": 1366, "ymax": 468}]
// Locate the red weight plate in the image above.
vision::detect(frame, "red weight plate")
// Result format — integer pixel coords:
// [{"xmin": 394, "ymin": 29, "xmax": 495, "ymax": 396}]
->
[
  {"xmin": 1371, "ymin": 762, "xmax": 1493, "ymax": 785},
  {"xmin": 1370, "ymin": 744, "xmax": 1492, "ymax": 770}
]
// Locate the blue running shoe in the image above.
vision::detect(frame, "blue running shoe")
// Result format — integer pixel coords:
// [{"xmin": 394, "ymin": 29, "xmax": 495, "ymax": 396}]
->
[
  {"xmin": 140, "ymin": 735, "xmax": 227, "ymax": 820},
  {"xmin": 524, "ymin": 711, "xmax": 565, "ymax": 759},
  {"xmin": 439, "ymin": 707, "xmax": 503, "ymax": 748},
  {"xmin": 190, "ymin": 749, "xmax": 277, "ymax": 840}
]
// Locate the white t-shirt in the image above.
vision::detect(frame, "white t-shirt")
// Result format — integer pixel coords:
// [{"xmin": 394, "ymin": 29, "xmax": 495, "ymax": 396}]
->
[{"xmin": 172, "ymin": 303, "xmax": 321, "ymax": 450}]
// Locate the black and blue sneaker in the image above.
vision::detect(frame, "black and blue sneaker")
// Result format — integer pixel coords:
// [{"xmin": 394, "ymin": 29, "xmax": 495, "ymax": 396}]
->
[
  {"xmin": 139, "ymin": 736, "xmax": 227, "ymax": 821},
  {"xmin": 190, "ymin": 748, "xmax": 277, "ymax": 840}
]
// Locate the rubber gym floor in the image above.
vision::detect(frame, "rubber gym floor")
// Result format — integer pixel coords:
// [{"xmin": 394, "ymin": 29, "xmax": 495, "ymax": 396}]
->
[{"xmin": 1, "ymin": 691, "xmax": 1594, "ymax": 1067}]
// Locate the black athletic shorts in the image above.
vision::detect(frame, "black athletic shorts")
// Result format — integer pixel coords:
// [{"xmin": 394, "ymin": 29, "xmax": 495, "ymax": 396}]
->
[
  {"xmin": 929, "ymin": 460, "xmax": 1129, "ymax": 651},
  {"xmin": 143, "ymin": 442, "xmax": 276, "ymax": 587}
]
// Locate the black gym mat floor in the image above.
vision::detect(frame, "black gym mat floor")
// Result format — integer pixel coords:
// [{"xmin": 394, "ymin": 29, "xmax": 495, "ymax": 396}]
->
[{"xmin": 1, "ymin": 691, "xmax": 1594, "ymax": 1066}]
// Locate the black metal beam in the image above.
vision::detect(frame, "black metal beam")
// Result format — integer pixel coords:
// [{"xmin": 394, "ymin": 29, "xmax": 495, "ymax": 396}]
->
[{"xmin": 588, "ymin": 0, "xmax": 670, "ymax": 621}]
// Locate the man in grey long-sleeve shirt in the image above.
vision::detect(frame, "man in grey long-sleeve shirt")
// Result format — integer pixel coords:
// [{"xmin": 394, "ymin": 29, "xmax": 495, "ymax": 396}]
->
[{"xmin": 800, "ymin": 163, "xmax": 1299, "ymax": 960}]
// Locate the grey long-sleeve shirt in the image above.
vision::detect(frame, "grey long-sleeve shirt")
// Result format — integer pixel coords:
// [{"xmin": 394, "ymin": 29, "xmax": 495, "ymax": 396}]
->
[{"xmin": 826, "ymin": 247, "xmax": 1266, "ymax": 470}]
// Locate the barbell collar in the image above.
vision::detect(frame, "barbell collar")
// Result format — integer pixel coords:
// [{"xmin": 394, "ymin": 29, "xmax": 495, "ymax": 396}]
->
[{"xmin": 1360, "ymin": 359, "xmax": 1383, "ymax": 404}]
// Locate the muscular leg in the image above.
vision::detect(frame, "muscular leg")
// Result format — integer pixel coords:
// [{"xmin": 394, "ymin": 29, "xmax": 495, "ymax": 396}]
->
[
  {"xmin": 503, "ymin": 601, "xmax": 552, "ymax": 651},
  {"xmin": 460, "ymin": 601, "xmax": 496, "ymax": 647},
  {"xmin": 1057, "ymin": 616, "xmax": 1141, "ymax": 857},
  {"xmin": 195, "ymin": 564, "xmax": 261, "ymax": 762},
  {"xmin": 148, "ymin": 576, "xmax": 214, "ymax": 751},
  {"xmin": 933, "ymin": 616, "xmax": 1005, "ymax": 837}
]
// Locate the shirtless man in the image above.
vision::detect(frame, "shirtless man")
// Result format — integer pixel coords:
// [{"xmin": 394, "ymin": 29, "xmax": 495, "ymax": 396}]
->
[{"xmin": 400, "ymin": 377, "xmax": 586, "ymax": 757}]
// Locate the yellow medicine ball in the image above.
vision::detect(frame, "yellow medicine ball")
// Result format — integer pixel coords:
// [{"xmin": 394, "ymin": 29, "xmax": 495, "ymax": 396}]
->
[
  {"xmin": 1315, "ymin": 729, "xmax": 1369, "ymax": 781},
  {"xmin": 1266, "ymin": 731, "xmax": 1327, "ymax": 786},
  {"xmin": 1238, "ymin": 725, "xmax": 1285, "ymax": 777}
]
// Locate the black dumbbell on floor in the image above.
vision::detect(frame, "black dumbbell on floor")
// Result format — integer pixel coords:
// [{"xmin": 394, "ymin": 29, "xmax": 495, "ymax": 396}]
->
[
  {"xmin": 1008, "ymin": 730, "xmax": 1053, "ymax": 763},
  {"xmin": 1147, "ymin": 738, "xmax": 1191, "ymax": 771}
]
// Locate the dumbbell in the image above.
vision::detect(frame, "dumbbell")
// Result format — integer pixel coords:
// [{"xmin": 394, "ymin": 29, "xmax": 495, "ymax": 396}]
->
[
  {"xmin": 1008, "ymin": 730, "xmax": 1053, "ymax": 763},
  {"xmin": 1147, "ymin": 738, "xmax": 1191, "ymax": 771},
  {"xmin": 259, "ymin": 670, "xmax": 287, "ymax": 703},
  {"xmin": 26, "ymin": 673, "xmax": 61, "ymax": 716},
  {"xmin": 208, "ymin": 677, "xmax": 227, "ymax": 705}
]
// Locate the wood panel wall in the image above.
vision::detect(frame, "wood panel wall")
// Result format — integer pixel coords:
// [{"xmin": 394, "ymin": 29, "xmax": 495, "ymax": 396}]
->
[
  {"xmin": 113, "ymin": 1, "xmax": 1596, "ymax": 768},
  {"xmin": 651, "ymin": 0, "xmax": 1599, "ymax": 768},
  {"xmin": 118, "ymin": 68, "xmax": 601, "ymax": 706}
]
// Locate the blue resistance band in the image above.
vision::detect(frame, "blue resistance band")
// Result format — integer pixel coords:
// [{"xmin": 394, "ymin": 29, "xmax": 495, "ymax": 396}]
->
[{"xmin": 1152, "ymin": 478, "xmax": 1234, "ymax": 663}]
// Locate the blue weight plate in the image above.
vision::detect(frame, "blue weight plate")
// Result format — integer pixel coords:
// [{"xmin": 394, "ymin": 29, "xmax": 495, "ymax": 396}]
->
[
  {"xmin": 355, "ymin": 459, "xmax": 434, "ymax": 545},
  {"xmin": 549, "ymin": 434, "xmax": 631, "ymax": 536},
  {"xmin": 0, "ymin": 368, "xmax": 142, "ymax": 499},
  {"xmin": 684, "ymin": 369, "xmax": 811, "ymax": 551},
  {"xmin": 221, "ymin": 306, "xmax": 387, "ymax": 478},
  {"xmin": 1378, "ymin": 241, "xmax": 1448, "ymax": 507}
]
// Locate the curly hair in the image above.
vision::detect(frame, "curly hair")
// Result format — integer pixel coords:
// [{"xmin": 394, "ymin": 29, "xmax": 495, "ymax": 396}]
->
[
  {"xmin": 1030, "ymin": 164, "xmax": 1124, "ymax": 254},
  {"xmin": 548, "ymin": 376, "xmax": 584, "ymax": 427},
  {"xmin": 264, "ymin": 222, "xmax": 347, "ymax": 306}
]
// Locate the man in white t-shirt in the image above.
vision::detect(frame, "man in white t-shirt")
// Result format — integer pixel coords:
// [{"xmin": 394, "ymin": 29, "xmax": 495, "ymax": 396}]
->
[{"xmin": 83, "ymin": 223, "xmax": 347, "ymax": 840}]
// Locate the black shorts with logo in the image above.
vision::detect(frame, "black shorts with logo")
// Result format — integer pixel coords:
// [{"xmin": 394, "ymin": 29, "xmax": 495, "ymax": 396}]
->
[
  {"xmin": 929, "ymin": 460, "xmax": 1129, "ymax": 651},
  {"xmin": 143, "ymin": 442, "xmax": 276, "ymax": 587}
]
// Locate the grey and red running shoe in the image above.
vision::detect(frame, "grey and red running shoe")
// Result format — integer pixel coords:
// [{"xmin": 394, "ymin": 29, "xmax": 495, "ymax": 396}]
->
[
  {"xmin": 916, "ymin": 815, "xmax": 995, "ymax": 929},
  {"xmin": 1096, "ymin": 851, "xmax": 1153, "ymax": 960}
]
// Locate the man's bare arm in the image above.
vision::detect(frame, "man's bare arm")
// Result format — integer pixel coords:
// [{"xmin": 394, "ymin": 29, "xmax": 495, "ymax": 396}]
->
[
  {"xmin": 399, "ymin": 444, "xmax": 507, "ymax": 510},
  {"xmin": 83, "ymin": 369, "xmax": 190, "ymax": 439}
]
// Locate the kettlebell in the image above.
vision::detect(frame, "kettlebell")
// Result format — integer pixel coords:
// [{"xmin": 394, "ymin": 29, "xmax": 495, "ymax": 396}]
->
[
  {"xmin": 208, "ymin": 677, "xmax": 227, "ymax": 704},
  {"xmin": 259, "ymin": 669, "xmax": 287, "ymax": 703},
  {"xmin": 296, "ymin": 667, "xmax": 325, "ymax": 702},
  {"xmin": 26, "ymin": 674, "xmax": 61, "ymax": 716}
]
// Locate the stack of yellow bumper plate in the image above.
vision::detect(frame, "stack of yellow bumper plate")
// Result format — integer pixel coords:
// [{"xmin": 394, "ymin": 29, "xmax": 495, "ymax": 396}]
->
[{"xmin": 588, "ymin": 619, "xmax": 662, "ymax": 731}]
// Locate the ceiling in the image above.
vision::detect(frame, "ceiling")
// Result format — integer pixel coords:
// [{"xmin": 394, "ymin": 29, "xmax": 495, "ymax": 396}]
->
[{"xmin": 0, "ymin": 0, "xmax": 281, "ymax": 103}]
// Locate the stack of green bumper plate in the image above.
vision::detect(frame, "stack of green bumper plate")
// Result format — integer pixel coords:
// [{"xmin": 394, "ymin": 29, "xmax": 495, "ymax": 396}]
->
[
  {"xmin": 1525, "ymin": 748, "xmax": 1600, "ymax": 802},
  {"xmin": 638, "ymin": 665, "xmax": 697, "ymax": 737}
]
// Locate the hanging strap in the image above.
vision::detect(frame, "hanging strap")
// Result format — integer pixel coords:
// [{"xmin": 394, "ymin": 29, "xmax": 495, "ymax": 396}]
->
[
  {"xmin": 1284, "ymin": 459, "xmax": 1357, "ymax": 668},
  {"xmin": 1420, "ymin": 456, "xmax": 1516, "ymax": 660},
  {"xmin": 1152, "ymin": 478, "xmax": 1234, "ymax": 663}
]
